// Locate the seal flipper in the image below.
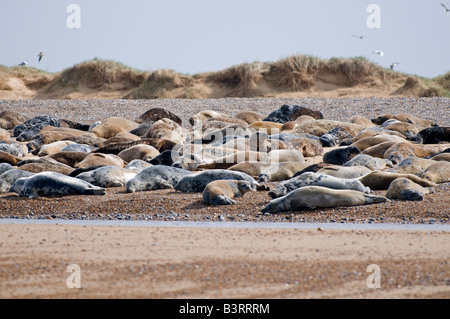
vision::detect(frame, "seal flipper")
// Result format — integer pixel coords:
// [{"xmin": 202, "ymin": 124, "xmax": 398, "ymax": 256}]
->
[
  {"xmin": 84, "ymin": 188, "xmax": 106, "ymax": 195},
  {"xmin": 210, "ymin": 195, "xmax": 237, "ymax": 205}
]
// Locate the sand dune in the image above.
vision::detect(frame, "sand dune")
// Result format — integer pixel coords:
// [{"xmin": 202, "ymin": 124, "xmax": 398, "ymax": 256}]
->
[{"xmin": 1, "ymin": 55, "xmax": 449, "ymax": 100}]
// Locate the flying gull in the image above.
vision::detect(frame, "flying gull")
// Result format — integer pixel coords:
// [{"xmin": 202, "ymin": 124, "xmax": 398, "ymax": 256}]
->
[
  {"xmin": 37, "ymin": 51, "xmax": 44, "ymax": 62},
  {"xmin": 372, "ymin": 51, "xmax": 384, "ymax": 57},
  {"xmin": 441, "ymin": 3, "xmax": 450, "ymax": 12},
  {"xmin": 351, "ymin": 34, "xmax": 367, "ymax": 39}
]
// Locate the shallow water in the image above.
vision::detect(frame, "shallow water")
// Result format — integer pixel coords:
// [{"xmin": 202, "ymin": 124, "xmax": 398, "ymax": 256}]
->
[{"xmin": 1, "ymin": 218, "xmax": 449, "ymax": 231}]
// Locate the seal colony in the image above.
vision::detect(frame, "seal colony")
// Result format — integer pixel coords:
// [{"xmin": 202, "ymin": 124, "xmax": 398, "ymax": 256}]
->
[{"xmin": 0, "ymin": 102, "xmax": 449, "ymax": 215}]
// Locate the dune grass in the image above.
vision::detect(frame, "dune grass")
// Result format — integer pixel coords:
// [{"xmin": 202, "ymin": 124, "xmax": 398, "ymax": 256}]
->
[
  {"xmin": 2, "ymin": 55, "xmax": 450, "ymax": 99},
  {"xmin": 45, "ymin": 59, "xmax": 147, "ymax": 92}
]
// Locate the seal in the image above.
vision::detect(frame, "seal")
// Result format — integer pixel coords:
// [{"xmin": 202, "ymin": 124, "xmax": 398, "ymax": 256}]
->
[
  {"xmin": 117, "ymin": 144, "xmax": 160, "ymax": 163},
  {"xmin": 37, "ymin": 141, "xmax": 75, "ymax": 157},
  {"xmin": 145, "ymin": 118, "xmax": 189, "ymax": 144},
  {"xmin": 10, "ymin": 171, "xmax": 105, "ymax": 197},
  {"xmin": 0, "ymin": 110, "xmax": 29, "ymax": 130},
  {"xmin": 135, "ymin": 107, "xmax": 182, "ymax": 126},
  {"xmin": 125, "ymin": 159, "xmax": 153, "ymax": 172},
  {"xmin": 258, "ymin": 162, "xmax": 311, "ymax": 182},
  {"xmin": 60, "ymin": 143, "xmax": 92, "ymax": 153},
  {"xmin": 343, "ymin": 154, "xmax": 387, "ymax": 170},
  {"xmin": 148, "ymin": 150, "xmax": 181, "ymax": 166},
  {"xmin": 235, "ymin": 111, "xmax": 265, "ymax": 124},
  {"xmin": 74, "ymin": 153, "xmax": 125, "ymax": 169},
  {"xmin": 126, "ymin": 165, "xmax": 194, "ymax": 193},
  {"xmin": 248, "ymin": 121, "xmax": 283, "ymax": 135},
  {"xmin": 353, "ymin": 127, "xmax": 406, "ymax": 142},
  {"xmin": 174, "ymin": 169, "xmax": 259, "ymax": 193},
  {"xmin": 202, "ymin": 180, "xmax": 254, "ymax": 205},
  {"xmin": 76, "ymin": 166, "xmax": 138, "ymax": 188},
  {"xmin": 421, "ymin": 161, "xmax": 450, "ymax": 183},
  {"xmin": 189, "ymin": 110, "xmax": 230, "ymax": 126},
  {"xmin": 196, "ymin": 151, "xmax": 264, "ymax": 170},
  {"xmin": 47, "ymin": 151, "xmax": 90, "ymax": 168},
  {"xmin": 0, "ymin": 128, "xmax": 10, "ymax": 141},
  {"xmin": 358, "ymin": 171, "xmax": 437, "ymax": 190},
  {"xmin": 361, "ymin": 141, "xmax": 397, "ymax": 158},
  {"xmin": 268, "ymin": 172, "xmax": 371, "ymax": 199},
  {"xmin": 0, "ymin": 162, "xmax": 13, "ymax": 175},
  {"xmin": 261, "ymin": 186, "xmax": 387, "ymax": 213},
  {"xmin": 323, "ymin": 145, "xmax": 360, "ymax": 165},
  {"xmin": 228, "ymin": 162, "xmax": 272, "ymax": 179},
  {"xmin": 349, "ymin": 115, "xmax": 376, "ymax": 127},
  {"xmin": 292, "ymin": 163, "xmax": 334, "ymax": 177},
  {"xmin": 428, "ymin": 153, "xmax": 450, "ymax": 162},
  {"xmin": 414, "ymin": 127, "xmax": 450, "ymax": 144},
  {"xmin": 292, "ymin": 120, "xmax": 364, "ymax": 138},
  {"xmin": 386, "ymin": 177, "xmax": 430, "ymax": 201},
  {"xmin": 266, "ymin": 149, "xmax": 305, "ymax": 163},
  {"xmin": 59, "ymin": 119, "xmax": 90, "ymax": 131},
  {"xmin": 93, "ymin": 138, "xmax": 177, "ymax": 155},
  {"xmin": 383, "ymin": 142, "xmax": 448, "ymax": 165},
  {"xmin": 383, "ymin": 122, "xmax": 428, "ymax": 140},
  {"xmin": 352, "ymin": 135, "xmax": 405, "ymax": 151},
  {"xmin": 0, "ymin": 142, "xmax": 27, "ymax": 157},
  {"xmin": 316, "ymin": 165, "xmax": 372, "ymax": 179},
  {"xmin": 89, "ymin": 117, "xmax": 139, "ymax": 139},
  {"xmin": 263, "ymin": 104, "xmax": 323, "ymax": 123},
  {"xmin": 285, "ymin": 138, "xmax": 323, "ymax": 157},
  {"xmin": 371, "ymin": 113, "xmax": 437, "ymax": 127},
  {"xmin": 18, "ymin": 159, "xmax": 75, "ymax": 175},
  {"xmin": 0, "ymin": 169, "xmax": 35, "ymax": 193},
  {"xmin": 387, "ymin": 156, "xmax": 436, "ymax": 176}
]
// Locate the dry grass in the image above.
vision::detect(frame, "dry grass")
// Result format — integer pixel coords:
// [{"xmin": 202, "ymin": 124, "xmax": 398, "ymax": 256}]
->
[
  {"xmin": 45, "ymin": 59, "xmax": 146, "ymax": 93},
  {"xmin": 123, "ymin": 69, "xmax": 195, "ymax": 99},
  {"xmin": 1, "ymin": 55, "xmax": 450, "ymax": 99},
  {"xmin": 0, "ymin": 65, "xmax": 53, "ymax": 90},
  {"xmin": 263, "ymin": 55, "xmax": 322, "ymax": 90},
  {"xmin": 205, "ymin": 62, "xmax": 269, "ymax": 97}
]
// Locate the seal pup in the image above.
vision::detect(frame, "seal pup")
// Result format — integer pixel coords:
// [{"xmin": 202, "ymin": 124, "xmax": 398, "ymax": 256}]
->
[
  {"xmin": 126, "ymin": 165, "xmax": 194, "ymax": 193},
  {"xmin": 261, "ymin": 186, "xmax": 387, "ymax": 213},
  {"xmin": 386, "ymin": 178, "xmax": 430, "ymax": 201},
  {"xmin": 268, "ymin": 172, "xmax": 371, "ymax": 199},
  {"xmin": 202, "ymin": 180, "xmax": 254, "ymax": 205},
  {"xmin": 10, "ymin": 171, "xmax": 105, "ymax": 197}
]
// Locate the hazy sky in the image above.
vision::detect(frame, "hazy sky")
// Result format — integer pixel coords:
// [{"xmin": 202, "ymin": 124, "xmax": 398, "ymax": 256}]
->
[{"xmin": 1, "ymin": 0, "xmax": 449, "ymax": 78}]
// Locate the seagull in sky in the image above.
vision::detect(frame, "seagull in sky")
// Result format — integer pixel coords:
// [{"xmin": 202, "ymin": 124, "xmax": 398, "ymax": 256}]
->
[
  {"xmin": 372, "ymin": 51, "xmax": 384, "ymax": 57},
  {"xmin": 37, "ymin": 51, "xmax": 45, "ymax": 62},
  {"xmin": 18, "ymin": 60, "xmax": 28, "ymax": 66},
  {"xmin": 441, "ymin": 3, "xmax": 450, "ymax": 12},
  {"xmin": 351, "ymin": 34, "xmax": 367, "ymax": 39},
  {"xmin": 390, "ymin": 62, "xmax": 400, "ymax": 70}
]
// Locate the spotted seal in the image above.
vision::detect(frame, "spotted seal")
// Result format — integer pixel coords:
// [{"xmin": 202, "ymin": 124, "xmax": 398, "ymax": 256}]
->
[
  {"xmin": 174, "ymin": 169, "xmax": 260, "ymax": 193},
  {"xmin": 268, "ymin": 172, "xmax": 371, "ymax": 199},
  {"xmin": 126, "ymin": 165, "xmax": 194, "ymax": 193},
  {"xmin": 262, "ymin": 186, "xmax": 387, "ymax": 213},
  {"xmin": 10, "ymin": 171, "xmax": 105, "ymax": 197}
]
